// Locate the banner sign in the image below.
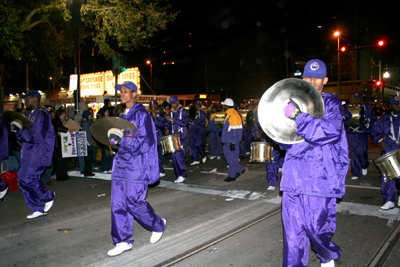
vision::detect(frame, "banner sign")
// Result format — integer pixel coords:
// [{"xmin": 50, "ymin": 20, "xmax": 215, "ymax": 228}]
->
[{"xmin": 61, "ymin": 131, "xmax": 88, "ymax": 158}]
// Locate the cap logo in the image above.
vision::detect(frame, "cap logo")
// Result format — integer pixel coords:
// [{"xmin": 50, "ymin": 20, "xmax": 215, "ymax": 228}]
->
[{"xmin": 310, "ymin": 62, "xmax": 320, "ymax": 71}]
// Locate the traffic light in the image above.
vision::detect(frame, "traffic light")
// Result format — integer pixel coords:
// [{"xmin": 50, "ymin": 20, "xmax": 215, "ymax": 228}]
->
[
  {"xmin": 340, "ymin": 46, "xmax": 347, "ymax": 52},
  {"xmin": 112, "ymin": 55, "xmax": 127, "ymax": 76},
  {"xmin": 377, "ymin": 40, "xmax": 385, "ymax": 47},
  {"xmin": 376, "ymin": 81, "xmax": 382, "ymax": 86}
]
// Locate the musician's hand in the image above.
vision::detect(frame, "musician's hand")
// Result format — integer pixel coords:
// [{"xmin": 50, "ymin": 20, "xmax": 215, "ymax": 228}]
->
[
  {"xmin": 108, "ymin": 128, "xmax": 123, "ymax": 145},
  {"xmin": 123, "ymin": 127, "xmax": 136, "ymax": 138},
  {"xmin": 166, "ymin": 116, "xmax": 173, "ymax": 122},
  {"xmin": 10, "ymin": 121, "xmax": 22, "ymax": 133},
  {"xmin": 283, "ymin": 98, "xmax": 302, "ymax": 120},
  {"xmin": 379, "ymin": 140, "xmax": 387, "ymax": 148},
  {"xmin": 230, "ymin": 143, "xmax": 235, "ymax": 151}
]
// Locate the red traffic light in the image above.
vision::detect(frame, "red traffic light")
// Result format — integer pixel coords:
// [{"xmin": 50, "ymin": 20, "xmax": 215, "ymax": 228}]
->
[
  {"xmin": 376, "ymin": 81, "xmax": 382, "ymax": 86},
  {"xmin": 340, "ymin": 46, "xmax": 347, "ymax": 52},
  {"xmin": 378, "ymin": 40, "xmax": 385, "ymax": 46}
]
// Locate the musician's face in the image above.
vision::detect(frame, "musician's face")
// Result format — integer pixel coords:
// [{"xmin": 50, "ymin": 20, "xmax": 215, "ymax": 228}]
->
[
  {"xmin": 390, "ymin": 103, "xmax": 400, "ymax": 115},
  {"xmin": 303, "ymin": 77, "xmax": 328, "ymax": 94},
  {"xmin": 25, "ymin": 96, "xmax": 39, "ymax": 110},
  {"xmin": 171, "ymin": 102, "xmax": 180, "ymax": 110},
  {"xmin": 119, "ymin": 87, "xmax": 136, "ymax": 105}
]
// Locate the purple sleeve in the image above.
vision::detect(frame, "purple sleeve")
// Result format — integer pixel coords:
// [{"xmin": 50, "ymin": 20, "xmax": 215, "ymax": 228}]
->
[
  {"xmin": 295, "ymin": 97, "xmax": 343, "ymax": 146},
  {"xmin": 16, "ymin": 111, "xmax": 45, "ymax": 144}
]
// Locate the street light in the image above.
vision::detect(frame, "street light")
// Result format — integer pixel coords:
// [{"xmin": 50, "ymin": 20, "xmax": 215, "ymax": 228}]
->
[
  {"xmin": 334, "ymin": 31, "xmax": 341, "ymax": 94},
  {"xmin": 146, "ymin": 60, "xmax": 153, "ymax": 89}
]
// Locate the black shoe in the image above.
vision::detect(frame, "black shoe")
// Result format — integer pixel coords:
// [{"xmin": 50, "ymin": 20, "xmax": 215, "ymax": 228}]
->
[
  {"xmin": 84, "ymin": 173, "xmax": 95, "ymax": 177},
  {"xmin": 224, "ymin": 177, "xmax": 236, "ymax": 182}
]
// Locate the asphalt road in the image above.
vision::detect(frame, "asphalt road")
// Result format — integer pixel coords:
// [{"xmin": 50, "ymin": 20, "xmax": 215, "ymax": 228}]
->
[{"xmin": 1, "ymin": 141, "xmax": 400, "ymax": 267}]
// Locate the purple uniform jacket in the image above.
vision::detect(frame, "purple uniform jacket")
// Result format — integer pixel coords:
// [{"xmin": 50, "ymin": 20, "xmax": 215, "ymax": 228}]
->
[
  {"xmin": 371, "ymin": 112, "xmax": 400, "ymax": 153},
  {"xmin": 280, "ymin": 93, "xmax": 349, "ymax": 198},
  {"xmin": 0, "ymin": 117, "xmax": 8, "ymax": 161},
  {"xmin": 207, "ymin": 114, "xmax": 222, "ymax": 132},
  {"xmin": 16, "ymin": 107, "xmax": 55, "ymax": 167},
  {"xmin": 167, "ymin": 106, "xmax": 189, "ymax": 140},
  {"xmin": 221, "ymin": 110, "xmax": 243, "ymax": 145},
  {"xmin": 191, "ymin": 110, "xmax": 206, "ymax": 130},
  {"xmin": 151, "ymin": 111, "xmax": 167, "ymax": 144},
  {"xmin": 112, "ymin": 103, "xmax": 159, "ymax": 185}
]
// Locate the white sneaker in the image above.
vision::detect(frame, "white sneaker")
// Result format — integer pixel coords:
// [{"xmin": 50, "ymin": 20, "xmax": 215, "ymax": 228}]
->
[
  {"xmin": 217, "ymin": 156, "xmax": 221, "ymax": 160},
  {"xmin": 174, "ymin": 176, "xmax": 186, "ymax": 183},
  {"xmin": 107, "ymin": 170, "xmax": 112, "ymax": 174},
  {"xmin": 351, "ymin": 176, "xmax": 360, "ymax": 180},
  {"xmin": 278, "ymin": 168, "xmax": 282, "ymax": 173},
  {"xmin": 150, "ymin": 218, "xmax": 166, "ymax": 244},
  {"xmin": 245, "ymin": 152, "xmax": 250, "ymax": 155},
  {"xmin": 27, "ymin": 211, "xmax": 47, "ymax": 219},
  {"xmin": 202, "ymin": 157, "xmax": 207, "ymax": 163},
  {"xmin": 190, "ymin": 161, "xmax": 200, "ymax": 166},
  {"xmin": 380, "ymin": 201, "xmax": 395, "ymax": 210},
  {"xmin": 267, "ymin": 186, "xmax": 276, "ymax": 191},
  {"xmin": 210, "ymin": 156, "xmax": 216, "ymax": 160},
  {"xmin": 102, "ymin": 171, "xmax": 108, "ymax": 174},
  {"xmin": 107, "ymin": 242, "xmax": 132, "ymax": 257},
  {"xmin": 44, "ymin": 193, "xmax": 56, "ymax": 212},
  {"xmin": 362, "ymin": 168, "xmax": 368, "ymax": 175},
  {"xmin": 321, "ymin": 260, "xmax": 335, "ymax": 267},
  {"xmin": 0, "ymin": 185, "xmax": 9, "ymax": 199},
  {"xmin": 160, "ymin": 173, "xmax": 166, "ymax": 177}
]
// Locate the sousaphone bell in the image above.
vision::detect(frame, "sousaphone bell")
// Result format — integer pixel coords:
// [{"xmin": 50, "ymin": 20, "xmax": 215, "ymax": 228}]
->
[{"xmin": 258, "ymin": 78, "xmax": 325, "ymax": 144}]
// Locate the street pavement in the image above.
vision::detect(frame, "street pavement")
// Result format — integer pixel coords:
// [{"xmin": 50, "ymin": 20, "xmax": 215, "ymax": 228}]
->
[{"xmin": 1, "ymin": 140, "xmax": 400, "ymax": 267}]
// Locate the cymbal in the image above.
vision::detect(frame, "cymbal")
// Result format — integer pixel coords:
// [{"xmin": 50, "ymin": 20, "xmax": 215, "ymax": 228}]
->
[
  {"xmin": 91, "ymin": 117, "xmax": 137, "ymax": 146},
  {"xmin": 1, "ymin": 110, "xmax": 33, "ymax": 133},
  {"xmin": 258, "ymin": 78, "xmax": 325, "ymax": 144}
]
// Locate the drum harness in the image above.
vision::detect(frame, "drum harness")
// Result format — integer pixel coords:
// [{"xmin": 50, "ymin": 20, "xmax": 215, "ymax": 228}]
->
[
  {"xmin": 388, "ymin": 114, "xmax": 400, "ymax": 148},
  {"xmin": 171, "ymin": 106, "xmax": 184, "ymax": 135}
]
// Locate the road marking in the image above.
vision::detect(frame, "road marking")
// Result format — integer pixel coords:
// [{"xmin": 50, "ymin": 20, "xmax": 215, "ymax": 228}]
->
[{"xmin": 345, "ymin": 184, "xmax": 381, "ymax": 190}]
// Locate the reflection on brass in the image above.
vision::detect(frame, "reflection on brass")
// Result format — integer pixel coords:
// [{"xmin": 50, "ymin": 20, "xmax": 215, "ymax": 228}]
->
[
  {"xmin": 1, "ymin": 110, "xmax": 33, "ymax": 133},
  {"xmin": 258, "ymin": 78, "xmax": 325, "ymax": 144},
  {"xmin": 91, "ymin": 117, "xmax": 137, "ymax": 147}
]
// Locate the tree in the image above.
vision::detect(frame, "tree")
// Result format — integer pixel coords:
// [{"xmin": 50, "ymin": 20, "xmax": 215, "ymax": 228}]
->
[{"xmin": 0, "ymin": 0, "xmax": 177, "ymax": 91}]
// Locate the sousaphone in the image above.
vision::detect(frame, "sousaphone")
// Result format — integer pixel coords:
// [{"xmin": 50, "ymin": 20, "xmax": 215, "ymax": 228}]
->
[{"xmin": 258, "ymin": 78, "xmax": 325, "ymax": 144}]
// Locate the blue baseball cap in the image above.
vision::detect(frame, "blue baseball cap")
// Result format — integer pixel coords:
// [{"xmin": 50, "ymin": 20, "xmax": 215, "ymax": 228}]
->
[
  {"xmin": 169, "ymin": 95, "xmax": 179, "ymax": 104},
  {"xmin": 302, "ymin": 59, "xmax": 327, "ymax": 79},
  {"xmin": 21, "ymin": 90, "xmax": 41, "ymax": 100},
  {"xmin": 194, "ymin": 100, "xmax": 202, "ymax": 106},
  {"xmin": 390, "ymin": 95, "xmax": 400, "ymax": 105},
  {"xmin": 115, "ymin": 81, "xmax": 137, "ymax": 92},
  {"xmin": 149, "ymin": 100, "xmax": 158, "ymax": 106},
  {"xmin": 353, "ymin": 93, "xmax": 363, "ymax": 99}
]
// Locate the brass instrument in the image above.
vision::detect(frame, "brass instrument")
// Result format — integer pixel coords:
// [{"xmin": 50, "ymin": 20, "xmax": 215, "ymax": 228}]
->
[
  {"xmin": 91, "ymin": 117, "xmax": 137, "ymax": 147},
  {"xmin": 258, "ymin": 78, "xmax": 325, "ymax": 144},
  {"xmin": 1, "ymin": 110, "xmax": 33, "ymax": 133}
]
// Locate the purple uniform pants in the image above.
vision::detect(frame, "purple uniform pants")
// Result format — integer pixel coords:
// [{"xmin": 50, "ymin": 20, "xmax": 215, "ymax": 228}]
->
[
  {"xmin": 282, "ymin": 193, "xmax": 341, "ymax": 267},
  {"xmin": 266, "ymin": 150, "xmax": 283, "ymax": 187},
  {"xmin": 0, "ymin": 179, "xmax": 8, "ymax": 191},
  {"xmin": 380, "ymin": 174, "xmax": 400, "ymax": 203},
  {"xmin": 172, "ymin": 138, "xmax": 187, "ymax": 178},
  {"xmin": 18, "ymin": 161, "xmax": 54, "ymax": 213},
  {"xmin": 111, "ymin": 180, "xmax": 165, "ymax": 245},
  {"xmin": 223, "ymin": 143, "xmax": 243, "ymax": 178},
  {"xmin": 208, "ymin": 131, "xmax": 222, "ymax": 157},
  {"xmin": 347, "ymin": 131, "xmax": 369, "ymax": 177},
  {"xmin": 190, "ymin": 129, "xmax": 206, "ymax": 161}
]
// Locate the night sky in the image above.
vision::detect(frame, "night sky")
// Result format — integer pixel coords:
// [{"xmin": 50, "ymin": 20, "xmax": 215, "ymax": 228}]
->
[{"xmin": 139, "ymin": 0, "xmax": 399, "ymax": 102}]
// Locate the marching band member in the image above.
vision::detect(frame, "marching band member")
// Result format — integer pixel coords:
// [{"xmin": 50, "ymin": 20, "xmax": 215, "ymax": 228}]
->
[
  {"xmin": 14, "ymin": 90, "xmax": 56, "ymax": 219},
  {"xmin": 189, "ymin": 101, "xmax": 207, "ymax": 165},
  {"xmin": 149, "ymin": 99, "xmax": 167, "ymax": 177},
  {"xmin": 0, "ymin": 116, "xmax": 9, "ymax": 201},
  {"xmin": 281, "ymin": 59, "xmax": 349, "ymax": 267},
  {"xmin": 243, "ymin": 103, "xmax": 257, "ymax": 155},
  {"xmin": 221, "ymin": 98, "xmax": 244, "ymax": 182},
  {"xmin": 165, "ymin": 96, "xmax": 189, "ymax": 183},
  {"xmin": 107, "ymin": 81, "xmax": 165, "ymax": 257},
  {"xmin": 370, "ymin": 94, "xmax": 400, "ymax": 210},
  {"xmin": 207, "ymin": 103, "xmax": 222, "ymax": 160},
  {"xmin": 347, "ymin": 93, "xmax": 377, "ymax": 180}
]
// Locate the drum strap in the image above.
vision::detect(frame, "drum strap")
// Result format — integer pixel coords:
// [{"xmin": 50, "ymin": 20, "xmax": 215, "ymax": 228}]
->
[
  {"xmin": 389, "ymin": 115, "xmax": 400, "ymax": 146},
  {"xmin": 171, "ymin": 106, "xmax": 184, "ymax": 134}
]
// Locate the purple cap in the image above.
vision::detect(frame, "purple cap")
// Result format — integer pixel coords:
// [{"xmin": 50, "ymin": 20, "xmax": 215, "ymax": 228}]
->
[
  {"xmin": 390, "ymin": 95, "xmax": 400, "ymax": 105},
  {"xmin": 115, "ymin": 81, "xmax": 137, "ymax": 92},
  {"xmin": 194, "ymin": 100, "xmax": 202, "ymax": 106},
  {"xmin": 302, "ymin": 59, "xmax": 327, "ymax": 79},
  {"xmin": 169, "ymin": 95, "xmax": 179, "ymax": 104},
  {"xmin": 21, "ymin": 90, "xmax": 41, "ymax": 100},
  {"xmin": 149, "ymin": 100, "xmax": 158, "ymax": 106}
]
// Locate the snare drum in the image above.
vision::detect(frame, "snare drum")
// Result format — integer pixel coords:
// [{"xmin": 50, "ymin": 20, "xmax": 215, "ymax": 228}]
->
[
  {"xmin": 213, "ymin": 112, "xmax": 225, "ymax": 128},
  {"xmin": 160, "ymin": 134, "xmax": 182, "ymax": 155},
  {"xmin": 375, "ymin": 149, "xmax": 400, "ymax": 181},
  {"xmin": 249, "ymin": 142, "xmax": 274, "ymax": 163}
]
